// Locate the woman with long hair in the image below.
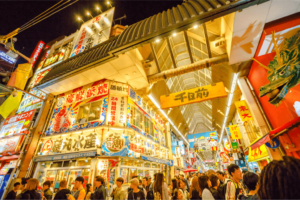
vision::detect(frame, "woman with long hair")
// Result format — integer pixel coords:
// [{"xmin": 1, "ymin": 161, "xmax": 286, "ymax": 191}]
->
[
  {"xmin": 171, "ymin": 178, "xmax": 179, "ymax": 198},
  {"xmin": 20, "ymin": 178, "xmax": 39, "ymax": 199},
  {"xmin": 153, "ymin": 173, "xmax": 169, "ymax": 200},
  {"xmin": 198, "ymin": 176, "xmax": 214, "ymax": 200},
  {"xmin": 190, "ymin": 177, "xmax": 201, "ymax": 200}
]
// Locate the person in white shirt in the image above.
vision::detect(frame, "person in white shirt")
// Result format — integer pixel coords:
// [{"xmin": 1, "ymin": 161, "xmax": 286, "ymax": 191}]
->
[
  {"xmin": 225, "ymin": 164, "xmax": 246, "ymax": 200},
  {"xmin": 199, "ymin": 175, "xmax": 214, "ymax": 200}
]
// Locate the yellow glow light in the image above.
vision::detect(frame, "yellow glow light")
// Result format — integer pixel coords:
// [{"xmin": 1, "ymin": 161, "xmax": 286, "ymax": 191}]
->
[
  {"xmin": 85, "ymin": 26, "xmax": 92, "ymax": 33},
  {"xmin": 104, "ymin": 17, "xmax": 110, "ymax": 25}
]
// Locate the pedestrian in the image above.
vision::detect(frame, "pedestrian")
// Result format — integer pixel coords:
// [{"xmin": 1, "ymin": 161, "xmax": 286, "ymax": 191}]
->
[
  {"xmin": 85, "ymin": 184, "xmax": 92, "ymax": 200},
  {"xmin": 139, "ymin": 179, "xmax": 143, "ymax": 187},
  {"xmin": 209, "ymin": 174, "xmax": 222, "ymax": 200},
  {"xmin": 197, "ymin": 173, "xmax": 201, "ymax": 178},
  {"xmin": 54, "ymin": 180, "xmax": 71, "ymax": 200},
  {"xmin": 153, "ymin": 173, "xmax": 168, "ymax": 200},
  {"xmin": 90, "ymin": 176, "xmax": 106, "ymax": 200},
  {"xmin": 188, "ymin": 176, "xmax": 193, "ymax": 187},
  {"xmin": 71, "ymin": 186, "xmax": 77, "ymax": 196},
  {"xmin": 4, "ymin": 182, "xmax": 20, "ymax": 200},
  {"xmin": 69, "ymin": 177, "xmax": 86, "ymax": 200},
  {"xmin": 128, "ymin": 178, "xmax": 145, "ymax": 200},
  {"xmin": 258, "ymin": 156, "xmax": 300, "ymax": 199},
  {"xmin": 179, "ymin": 175, "xmax": 190, "ymax": 192},
  {"xmin": 179, "ymin": 180, "xmax": 189, "ymax": 200},
  {"xmin": 111, "ymin": 177, "xmax": 126, "ymax": 200},
  {"xmin": 16, "ymin": 178, "xmax": 39, "ymax": 200},
  {"xmin": 36, "ymin": 186, "xmax": 43, "ymax": 200},
  {"xmin": 189, "ymin": 177, "xmax": 201, "ymax": 200},
  {"xmin": 43, "ymin": 181, "xmax": 53, "ymax": 200},
  {"xmin": 50, "ymin": 181, "xmax": 54, "ymax": 193},
  {"xmin": 199, "ymin": 175, "xmax": 214, "ymax": 200},
  {"xmin": 142, "ymin": 177, "xmax": 149, "ymax": 192},
  {"xmin": 216, "ymin": 171, "xmax": 227, "ymax": 185},
  {"xmin": 207, "ymin": 170, "xmax": 215, "ymax": 176},
  {"xmin": 176, "ymin": 189, "xmax": 184, "ymax": 200},
  {"xmin": 225, "ymin": 164, "xmax": 246, "ymax": 200},
  {"xmin": 171, "ymin": 178, "xmax": 178, "ymax": 197},
  {"xmin": 240, "ymin": 172, "xmax": 259, "ymax": 200}
]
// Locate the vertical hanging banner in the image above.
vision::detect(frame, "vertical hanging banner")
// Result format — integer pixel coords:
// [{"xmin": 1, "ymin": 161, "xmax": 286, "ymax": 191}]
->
[
  {"xmin": 225, "ymin": 127, "xmax": 239, "ymax": 151},
  {"xmin": 70, "ymin": 8, "xmax": 115, "ymax": 58},
  {"xmin": 29, "ymin": 40, "xmax": 45, "ymax": 67},
  {"xmin": 235, "ymin": 100, "xmax": 253, "ymax": 121},
  {"xmin": 228, "ymin": 125, "xmax": 242, "ymax": 139}
]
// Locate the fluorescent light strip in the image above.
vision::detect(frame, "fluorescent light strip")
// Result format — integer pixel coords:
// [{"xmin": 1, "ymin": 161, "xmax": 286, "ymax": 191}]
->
[{"xmin": 148, "ymin": 94, "xmax": 189, "ymax": 145}]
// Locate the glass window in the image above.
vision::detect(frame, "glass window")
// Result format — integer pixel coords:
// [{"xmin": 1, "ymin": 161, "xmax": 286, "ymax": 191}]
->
[
  {"xmin": 144, "ymin": 116, "xmax": 154, "ymax": 136},
  {"xmin": 137, "ymin": 169, "xmax": 143, "ymax": 179},
  {"xmin": 76, "ymin": 100, "xmax": 102, "ymax": 124},
  {"xmin": 152, "ymin": 164, "xmax": 157, "ymax": 168},
  {"xmin": 132, "ymin": 107, "xmax": 143, "ymax": 129},
  {"xmin": 120, "ymin": 168, "xmax": 129, "ymax": 184},
  {"xmin": 63, "ymin": 160, "xmax": 76, "ymax": 167},
  {"xmin": 50, "ymin": 162, "xmax": 62, "ymax": 168},
  {"xmin": 77, "ymin": 159, "xmax": 91, "ymax": 166}
]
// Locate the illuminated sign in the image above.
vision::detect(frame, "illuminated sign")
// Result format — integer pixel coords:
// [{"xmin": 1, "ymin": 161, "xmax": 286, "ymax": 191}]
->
[
  {"xmin": 17, "ymin": 88, "xmax": 46, "ymax": 114},
  {"xmin": 0, "ymin": 51, "xmax": 16, "ymax": 64},
  {"xmin": 235, "ymin": 100, "xmax": 253, "ymax": 121},
  {"xmin": 248, "ymin": 144, "xmax": 269, "ymax": 162},
  {"xmin": 41, "ymin": 140, "xmax": 54, "ymax": 154},
  {"xmin": 0, "ymin": 110, "xmax": 35, "ymax": 138},
  {"xmin": 0, "ymin": 136, "xmax": 22, "ymax": 154},
  {"xmin": 70, "ymin": 8, "xmax": 115, "ymax": 57},
  {"xmin": 160, "ymin": 82, "xmax": 227, "ymax": 109},
  {"xmin": 229, "ymin": 125, "xmax": 242, "ymax": 139},
  {"xmin": 29, "ymin": 40, "xmax": 45, "ymax": 67}
]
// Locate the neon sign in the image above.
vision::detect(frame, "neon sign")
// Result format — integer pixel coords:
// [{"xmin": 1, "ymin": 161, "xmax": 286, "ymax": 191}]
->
[
  {"xmin": 29, "ymin": 40, "xmax": 45, "ymax": 67},
  {"xmin": 0, "ymin": 51, "xmax": 16, "ymax": 64}
]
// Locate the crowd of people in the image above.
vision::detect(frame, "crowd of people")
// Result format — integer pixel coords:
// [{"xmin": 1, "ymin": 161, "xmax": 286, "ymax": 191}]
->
[{"xmin": 3, "ymin": 156, "xmax": 300, "ymax": 200}]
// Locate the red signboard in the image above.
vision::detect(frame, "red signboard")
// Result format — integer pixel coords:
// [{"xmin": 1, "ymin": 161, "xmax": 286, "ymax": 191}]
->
[
  {"xmin": 29, "ymin": 40, "xmax": 45, "ymax": 67},
  {"xmin": 0, "ymin": 110, "xmax": 35, "ymax": 138}
]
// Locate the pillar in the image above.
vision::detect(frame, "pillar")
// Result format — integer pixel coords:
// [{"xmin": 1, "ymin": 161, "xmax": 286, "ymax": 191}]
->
[
  {"xmin": 18, "ymin": 94, "xmax": 54, "ymax": 178},
  {"xmin": 166, "ymin": 122, "xmax": 174, "ymax": 180}
]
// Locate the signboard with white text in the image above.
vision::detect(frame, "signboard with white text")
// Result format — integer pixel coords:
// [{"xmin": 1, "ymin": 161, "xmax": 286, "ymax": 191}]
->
[{"xmin": 70, "ymin": 8, "xmax": 115, "ymax": 58}]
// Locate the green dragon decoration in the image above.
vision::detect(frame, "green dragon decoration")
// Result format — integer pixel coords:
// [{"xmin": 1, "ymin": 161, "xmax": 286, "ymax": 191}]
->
[{"xmin": 252, "ymin": 30, "xmax": 300, "ymax": 107}]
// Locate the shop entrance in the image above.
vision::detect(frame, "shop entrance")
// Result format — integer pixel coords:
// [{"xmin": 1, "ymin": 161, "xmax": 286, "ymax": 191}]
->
[{"xmin": 34, "ymin": 159, "xmax": 92, "ymax": 192}]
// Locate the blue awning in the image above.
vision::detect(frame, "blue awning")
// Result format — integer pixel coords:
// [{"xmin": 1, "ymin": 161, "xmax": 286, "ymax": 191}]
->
[{"xmin": 34, "ymin": 151, "xmax": 97, "ymax": 162}]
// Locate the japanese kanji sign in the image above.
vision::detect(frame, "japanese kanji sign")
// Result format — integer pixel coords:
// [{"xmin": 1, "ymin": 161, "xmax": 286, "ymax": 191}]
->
[
  {"xmin": 70, "ymin": 8, "xmax": 115, "ymax": 58},
  {"xmin": 107, "ymin": 95, "xmax": 122, "ymax": 126},
  {"xmin": 235, "ymin": 100, "xmax": 253, "ymax": 121},
  {"xmin": 160, "ymin": 82, "xmax": 227, "ymax": 109},
  {"xmin": 229, "ymin": 125, "xmax": 242, "ymax": 139},
  {"xmin": 248, "ymin": 144, "xmax": 269, "ymax": 162}
]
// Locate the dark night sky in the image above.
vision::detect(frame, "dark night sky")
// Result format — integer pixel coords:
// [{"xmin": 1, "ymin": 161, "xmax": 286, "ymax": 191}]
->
[{"xmin": 0, "ymin": 0, "xmax": 182, "ymax": 64}]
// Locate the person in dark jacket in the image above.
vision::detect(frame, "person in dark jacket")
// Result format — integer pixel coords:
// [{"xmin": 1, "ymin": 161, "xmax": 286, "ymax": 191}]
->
[
  {"xmin": 179, "ymin": 174, "xmax": 190, "ymax": 192},
  {"xmin": 43, "ymin": 181, "xmax": 53, "ymax": 200},
  {"xmin": 90, "ymin": 176, "xmax": 106, "ymax": 200},
  {"xmin": 209, "ymin": 174, "xmax": 222, "ymax": 200},
  {"xmin": 19, "ymin": 178, "xmax": 39, "ymax": 200},
  {"xmin": 128, "ymin": 178, "xmax": 145, "ymax": 200},
  {"xmin": 54, "ymin": 180, "xmax": 71, "ymax": 200},
  {"xmin": 4, "ymin": 182, "xmax": 20, "ymax": 200}
]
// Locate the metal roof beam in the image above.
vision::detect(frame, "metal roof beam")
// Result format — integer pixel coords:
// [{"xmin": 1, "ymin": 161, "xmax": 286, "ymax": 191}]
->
[
  {"xmin": 166, "ymin": 37, "xmax": 178, "ymax": 69},
  {"xmin": 150, "ymin": 42, "xmax": 161, "ymax": 73},
  {"xmin": 183, "ymin": 30, "xmax": 194, "ymax": 64},
  {"xmin": 203, "ymin": 23, "xmax": 212, "ymax": 58}
]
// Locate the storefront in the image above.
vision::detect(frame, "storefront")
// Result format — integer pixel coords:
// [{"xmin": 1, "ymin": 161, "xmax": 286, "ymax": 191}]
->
[
  {"xmin": 247, "ymin": 13, "xmax": 300, "ymax": 159},
  {"xmin": 32, "ymin": 79, "xmax": 173, "ymax": 190}
]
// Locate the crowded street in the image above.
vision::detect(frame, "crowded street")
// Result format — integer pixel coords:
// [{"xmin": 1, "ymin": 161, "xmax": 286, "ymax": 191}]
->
[{"xmin": 0, "ymin": 0, "xmax": 300, "ymax": 199}]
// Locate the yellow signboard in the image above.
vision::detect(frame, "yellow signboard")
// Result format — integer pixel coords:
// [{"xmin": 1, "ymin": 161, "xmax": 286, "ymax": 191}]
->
[
  {"xmin": 229, "ymin": 125, "xmax": 242, "ymax": 139},
  {"xmin": 235, "ymin": 100, "xmax": 253, "ymax": 121},
  {"xmin": 248, "ymin": 144, "xmax": 269, "ymax": 162},
  {"xmin": 160, "ymin": 82, "xmax": 227, "ymax": 109}
]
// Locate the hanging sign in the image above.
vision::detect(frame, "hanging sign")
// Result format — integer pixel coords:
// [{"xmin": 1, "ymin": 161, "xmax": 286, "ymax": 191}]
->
[
  {"xmin": 235, "ymin": 100, "xmax": 253, "ymax": 121},
  {"xmin": 41, "ymin": 140, "xmax": 54, "ymax": 154},
  {"xmin": 229, "ymin": 125, "xmax": 242, "ymax": 139},
  {"xmin": 29, "ymin": 40, "xmax": 45, "ymax": 67},
  {"xmin": 248, "ymin": 144, "xmax": 269, "ymax": 162},
  {"xmin": 108, "ymin": 95, "xmax": 121, "ymax": 126},
  {"xmin": 0, "ymin": 110, "xmax": 35, "ymax": 138},
  {"xmin": 265, "ymin": 138, "xmax": 280, "ymax": 149},
  {"xmin": 160, "ymin": 82, "xmax": 227, "ymax": 109},
  {"xmin": 110, "ymin": 83, "xmax": 128, "ymax": 95},
  {"xmin": 70, "ymin": 8, "xmax": 115, "ymax": 57},
  {"xmin": 17, "ymin": 88, "xmax": 46, "ymax": 114}
]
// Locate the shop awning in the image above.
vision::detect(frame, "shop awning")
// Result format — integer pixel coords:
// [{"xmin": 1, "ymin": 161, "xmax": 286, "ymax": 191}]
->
[
  {"xmin": 141, "ymin": 155, "xmax": 173, "ymax": 167},
  {"xmin": 183, "ymin": 167, "xmax": 198, "ymax": 173},
  {"xmin": 34, "ymin": 151, "xmax": 97, "ymax": 162}
]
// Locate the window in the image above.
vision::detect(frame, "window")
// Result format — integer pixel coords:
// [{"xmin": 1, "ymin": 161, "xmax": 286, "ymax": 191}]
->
[
  {"xmin": 132, "ymin": 106, "xmax": 143, "ymax": 129},
  {"xmin": 76, "ymin": 100, "xmax": 102, "ymax": 124},
  {"xmin": 144, "ymin": 116, "xmax": 154, "ymax": 136}
]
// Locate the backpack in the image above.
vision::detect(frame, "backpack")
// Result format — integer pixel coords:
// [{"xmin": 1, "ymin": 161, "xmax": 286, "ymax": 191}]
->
[
  {"xmin": 154, "ymin": 191, "xmax": 162, "ymax": 200},
  {"xmin": 147, "ymin": 189, "xmax": 155, "ymax": 200},
  {"xmin": 218, "ymin": 180, "xmax": 240, "ymax": 200}
]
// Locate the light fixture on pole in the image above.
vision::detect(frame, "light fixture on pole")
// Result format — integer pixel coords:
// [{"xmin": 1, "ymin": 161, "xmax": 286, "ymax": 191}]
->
[
  {"xmin": 77, "ymin": 16, "xmax": 84, "ymax": 23},
  {"xmin": 86, "ymin": 11, "xmax": 93, "ymax": 19},
  {"xmin": 96, "ymin": 6, "xmax": 103, "ymax": 13},
  {"xmin": 107, "ymin": 1, "xmax": 112, "ymax": 8}
]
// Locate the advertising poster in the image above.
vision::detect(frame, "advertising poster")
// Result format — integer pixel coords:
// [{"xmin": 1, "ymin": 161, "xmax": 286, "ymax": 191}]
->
[
  {"xmin": 225, "ymin": 127, "xmax": 239, "ymax": 151},
  {"xmin": 17, "ymin": 88, "xmax": 46, "ymax": 114},
  {"xmin": 188, "ymin": 131, "xmax": 219, "ymax": 152},
  {"xmin": 70, "ymin": 8, "xmax": 115, "ymax": 57},
  {"xmin": 0, "ymin": 136, "xmax": 23, "ymax": 153},
  {"xmin": 178, "ymin": 141, "xmax": 185, "ymax": 155},
  {"xmin": 0, "ymin": 110, "xmax": 35, "ymax": 138}
]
